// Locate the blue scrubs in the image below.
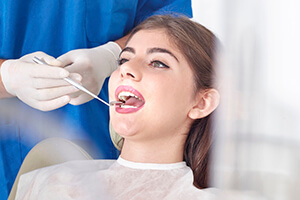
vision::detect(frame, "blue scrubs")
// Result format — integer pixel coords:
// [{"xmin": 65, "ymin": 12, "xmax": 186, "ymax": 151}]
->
[{"xmin": 0, "ymin": 0, "xmax": 192, "ymax": 198}]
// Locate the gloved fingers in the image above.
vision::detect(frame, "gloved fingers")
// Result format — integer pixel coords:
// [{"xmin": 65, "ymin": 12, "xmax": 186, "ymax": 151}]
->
[
  {"xmin": 1, "ymin": 54, "xmax": 68, "ymax": 81},
  {"xmin": 31, "ymin": 63, "xmax": 70, "ymax": 78},
  {"xmin": 31, "ymin": 96, "xmax": 71, "ymax": 112},
  {"xmin": 57, "ymin": 49, "xmax": 84, "ymax": 67},
  {"xmin": 68, "ymin": 91, "xmax": 81, "ymax": 99},
  {"xmin": 42, "ymin": 56, "xmax": 63, "ymax": 67},
  {"xmin": 63, "ymin": 59, "xmax": 90, "ymax": 73},
  {"xmin": 32, "ymin": 78, "xmax": 71, "ymax": 89},
  {"xmin": 69, "ymin": 79, "xmax": 104, "ymax": 105},
  {"xmin": 31, "ymin": 85, "xmax": 79, "ymax": 101},
  {"xmin": 68, "ymin": 73, "xmax": 82, "ymax": 82},
  {"xmin": 63, "ymin": 72, "xmax": 83, "ymax": 98},
  {"xmin": 68, "ymin": 82, "xmax": 97, "ymax": 104},
  {"xmin": 20, "ymin": 52, "xmax": 60, "ymax": 65},
  {"xmin": 31, "ymin": 73, "xmax": 82, "ymax": 89},
  {"xmin": 16, "ymin": 87, "xmax": 71, "ymax": 111},
  {"xmin": 9, "ymin": 61, "xmax": 68, "ymax": 79},
  {"xmin": 69, "ymin": 93, "xmax": 93, "ymax": 105}
]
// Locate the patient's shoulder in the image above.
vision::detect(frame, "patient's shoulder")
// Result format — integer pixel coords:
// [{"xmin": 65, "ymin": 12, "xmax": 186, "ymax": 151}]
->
[
  {"xmin": 20, "ymin": 159, "xmax": 116, "ymax": 187},
  {"xmin": 16, "ymin": 159, "xmax": 116, "ymax": 199},
  {"xmin": 38, "ymin": 159, "xmax": 116, "ymax": 175},
  {"xmin": 20, "ymin": 160, "xmax": 115, "ymax": 187}
]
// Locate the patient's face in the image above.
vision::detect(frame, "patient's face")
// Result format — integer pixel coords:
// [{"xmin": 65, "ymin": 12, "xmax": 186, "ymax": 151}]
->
[{"xmin": 109, "ymin": 29, "xmax": 196, "ymax": 142}]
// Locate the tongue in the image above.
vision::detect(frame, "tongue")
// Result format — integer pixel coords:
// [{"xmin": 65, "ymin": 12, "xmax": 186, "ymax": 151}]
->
[{"xmin": 124, "ymin": 96, "xmax": 144, "ymax": 107}]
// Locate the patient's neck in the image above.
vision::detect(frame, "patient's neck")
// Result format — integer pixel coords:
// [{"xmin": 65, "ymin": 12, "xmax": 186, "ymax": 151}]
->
[{"xmin": 120, "ymin": 135, "xmax": 186, "ymax": 164}]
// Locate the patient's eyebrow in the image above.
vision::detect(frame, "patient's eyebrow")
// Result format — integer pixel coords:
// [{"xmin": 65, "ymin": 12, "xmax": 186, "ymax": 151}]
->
[
  {"xmin": 147, "ymin": 48, "xmax": 179, "ymax": 62},
  {"xmin": 120, "ymin": 46, "xmax": 179, "ymax": 63},
  {"xmin": 120, "ymin": 47, "xmax": 135, "ymax": 55}
]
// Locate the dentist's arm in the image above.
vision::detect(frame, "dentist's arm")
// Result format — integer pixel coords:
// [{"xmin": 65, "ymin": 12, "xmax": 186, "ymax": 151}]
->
[{"xmin": 115, "ymin": 34, "xmax": 130, "ymax": 49}]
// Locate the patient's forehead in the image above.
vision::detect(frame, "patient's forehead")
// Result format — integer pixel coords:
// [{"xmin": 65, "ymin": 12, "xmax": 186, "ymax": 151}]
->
[{"xmin": 125, "ymin": 29, "xmax": 182, "ymax": 58}]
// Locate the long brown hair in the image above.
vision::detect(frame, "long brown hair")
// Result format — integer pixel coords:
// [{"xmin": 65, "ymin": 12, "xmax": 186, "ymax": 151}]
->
[{"xmin": 128, "ymin": 15, "xmax": 218, "ymax": 189}]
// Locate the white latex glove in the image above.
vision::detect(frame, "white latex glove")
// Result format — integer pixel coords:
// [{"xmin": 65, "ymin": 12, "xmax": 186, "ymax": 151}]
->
[
  {"xmin": 0, "ymin": 52, "xmax": 82, "ymax": 111},
  {"xmin": 58, "ymin": 42, "xmax": 121, "ymax": 105}
]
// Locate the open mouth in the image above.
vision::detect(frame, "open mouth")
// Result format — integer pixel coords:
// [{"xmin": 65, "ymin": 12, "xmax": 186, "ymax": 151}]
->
[
  {"xmin": 115, "ymin": 85, "xmax": 145, "ymax": 112},
  {"xmin": 118, "ymin": 91, "xmax": 145, "ymax": 108}
]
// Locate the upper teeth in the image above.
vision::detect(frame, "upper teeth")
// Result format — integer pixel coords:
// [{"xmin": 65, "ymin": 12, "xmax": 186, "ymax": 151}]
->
[{"xmin": 118, "ymin": 91, "xmax": 141, "ymax": 102}]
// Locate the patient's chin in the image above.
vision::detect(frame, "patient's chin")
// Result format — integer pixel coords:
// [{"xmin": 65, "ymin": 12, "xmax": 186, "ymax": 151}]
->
[
  {"xmin": 110, "ymin": 111, "xmax": 148, "ymax": 142},
  {"xmin": 112, "ymin": 119, "xmax": 139, "ymax": 138}
]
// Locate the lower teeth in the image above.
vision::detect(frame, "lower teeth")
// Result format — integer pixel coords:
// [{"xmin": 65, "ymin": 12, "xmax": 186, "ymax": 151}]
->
[{"xmin": 120, "ymin": 105, "xmax": 137, "ymax": 108}]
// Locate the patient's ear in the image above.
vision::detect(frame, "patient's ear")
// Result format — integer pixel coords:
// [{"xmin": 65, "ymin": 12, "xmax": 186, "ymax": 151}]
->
[{"xmin": 188, "ymin": 89, "xmax": 220, "ymax": 119}]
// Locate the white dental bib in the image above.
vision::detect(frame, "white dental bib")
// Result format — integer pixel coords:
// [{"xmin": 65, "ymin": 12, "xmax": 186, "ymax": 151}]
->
[{"xmin": 16, "ymin": 157, "xmax": 217, "ymax": 200}]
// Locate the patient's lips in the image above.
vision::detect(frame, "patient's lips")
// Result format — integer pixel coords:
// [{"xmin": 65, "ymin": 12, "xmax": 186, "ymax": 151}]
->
[{"xmin": 115, "ymin": 85, "xmax": 145, "ymax": 113}]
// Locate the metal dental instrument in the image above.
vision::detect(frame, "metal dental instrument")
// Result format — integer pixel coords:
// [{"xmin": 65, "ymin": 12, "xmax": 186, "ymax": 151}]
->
[{"xmin": 32, "ymin": 56, "xmax": 124, "ymax": 107}]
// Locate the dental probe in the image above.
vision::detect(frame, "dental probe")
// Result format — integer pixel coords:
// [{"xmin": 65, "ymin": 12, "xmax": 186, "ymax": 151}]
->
[{"xmin": 32, "ymin": 57, "xmax": 123, "ymax": 107}]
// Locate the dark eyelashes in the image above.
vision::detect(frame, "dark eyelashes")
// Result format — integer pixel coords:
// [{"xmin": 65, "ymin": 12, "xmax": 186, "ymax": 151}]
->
[
  {"xmin": 117, "ymin": 58, "xmax": 128, "ymax": 65},
  {"xmin": 150, "ymin": 60, "xmax": 170, "ymax": 68},
  {"xmin": 117, "ymin": 58, "xmax": 170, "ymax": 69}
]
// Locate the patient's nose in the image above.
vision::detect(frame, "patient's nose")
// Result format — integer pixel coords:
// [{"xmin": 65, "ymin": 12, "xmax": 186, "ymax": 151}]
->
[{"xmin": 119, "ymin": 60, "xmax": 142, "ymax": 81}]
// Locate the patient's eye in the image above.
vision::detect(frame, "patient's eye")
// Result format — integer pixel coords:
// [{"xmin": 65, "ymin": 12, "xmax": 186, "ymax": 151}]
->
[
  {"xmin": 150, "ymin": 60, "xmax": 170, "ymax": 68},
  {"xmin": 118, "ymin": 58, "xmax": 129, "ymax": 65}
]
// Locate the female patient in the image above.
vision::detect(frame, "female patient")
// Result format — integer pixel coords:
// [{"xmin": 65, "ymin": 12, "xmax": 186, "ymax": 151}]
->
[{"xmin": 16, "ymin": 15, "xmax": 220, "ymax": 199}]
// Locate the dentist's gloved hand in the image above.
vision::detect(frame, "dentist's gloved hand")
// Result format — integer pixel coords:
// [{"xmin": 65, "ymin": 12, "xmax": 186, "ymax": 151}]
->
[
  {"xmin": 0, "ymin": 52, "xmax": 82, "ymax": 111},
  {"xmin": 58, "ymin": 42, "xmax": 121, "ymax": 105}
]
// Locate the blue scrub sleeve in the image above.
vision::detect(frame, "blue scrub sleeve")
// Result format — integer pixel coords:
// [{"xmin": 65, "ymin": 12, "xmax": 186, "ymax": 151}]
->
[{"xmin": 134, "ymin": 0, "xmax": 193, "ymax": 25}]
